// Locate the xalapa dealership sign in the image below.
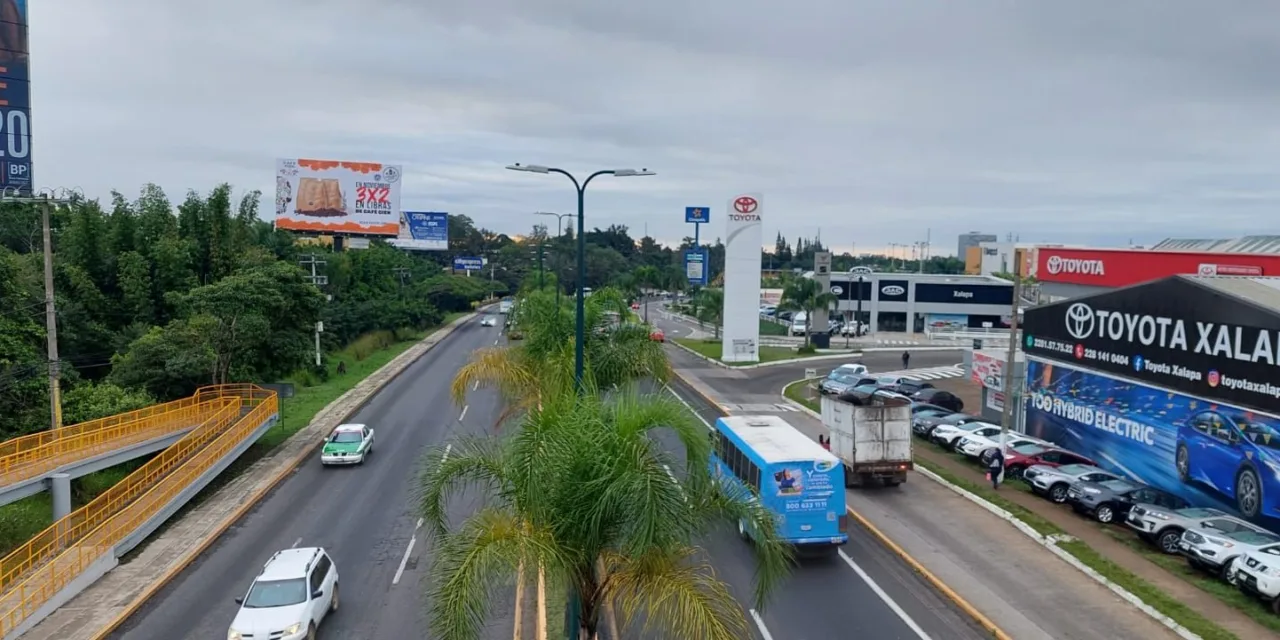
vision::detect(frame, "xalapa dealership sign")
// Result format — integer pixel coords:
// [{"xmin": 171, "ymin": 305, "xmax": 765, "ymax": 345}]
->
[{"xmin": 1022, "ymin": 276, "xmax": 1280, "ymax": 412}]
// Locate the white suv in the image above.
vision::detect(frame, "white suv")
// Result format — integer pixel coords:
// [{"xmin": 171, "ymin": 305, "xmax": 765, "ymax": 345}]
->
[
  {"xmin": 1236, "ymin": 542, "xmax": 1280, "ymax": 613},
  {"xmin": 229, "ymin": 547, "xmax": 339, "ymax": 640}
]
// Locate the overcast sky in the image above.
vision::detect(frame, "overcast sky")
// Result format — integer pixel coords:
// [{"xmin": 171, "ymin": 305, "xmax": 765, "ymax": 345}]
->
[{"xmin": 34, "ymin": 1, "xmax": 1280, "ymax": 254}]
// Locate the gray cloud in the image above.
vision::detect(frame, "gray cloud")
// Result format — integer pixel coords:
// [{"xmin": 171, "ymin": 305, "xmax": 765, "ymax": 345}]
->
[{"xmin": 34, "ymin": 1, "xmax": 1280, "ymax": 252}]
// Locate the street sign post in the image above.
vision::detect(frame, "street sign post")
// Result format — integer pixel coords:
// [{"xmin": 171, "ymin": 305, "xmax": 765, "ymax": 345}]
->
[
  {"xmin": 685, "ymin": 206, "xmax": 710, "ymax": 252},
  {"xmin": 453, "ymin": 256, "xmax": 484, "ymax": 273},
  {"xmin": 684, "ymin": 247, "xmax": 709, "ymax": 286}
]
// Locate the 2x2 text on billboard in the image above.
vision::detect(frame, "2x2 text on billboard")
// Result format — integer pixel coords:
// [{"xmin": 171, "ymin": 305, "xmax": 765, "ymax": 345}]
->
[{"xmin": 1065, "ymin": 302, "xmax": 1280, "ymax": 366}]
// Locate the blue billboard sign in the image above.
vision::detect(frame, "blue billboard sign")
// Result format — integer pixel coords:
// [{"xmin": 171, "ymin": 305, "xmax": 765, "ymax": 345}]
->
[
  {"xmin": 453, "ymin": 256, "xmax": 483, "ymax": 271},
  {"xmin": 392, "ymin": 211, "xmax": 448, "ymax": 251},
  {"xmin": 0, "ymin": 1, "xmax": 32, "ymax": 194},
  {"xmin": 1024, "ymin": 357, "xmax": 1280, "ymax": 528},
  {"xmin": 684, "ymin": 248, "xmax": 709, "ymax": 286},
  {"xmin": 685, "ymin": 207, "xmax": 710, "ymax": 224}
]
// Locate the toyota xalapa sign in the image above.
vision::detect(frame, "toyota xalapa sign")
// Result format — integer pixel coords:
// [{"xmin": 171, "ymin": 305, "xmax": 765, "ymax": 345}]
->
[
  {"xmin": 1022, "ymin": 276, "xmax": 1280, "ymax": 413},
  {"xmin": 1035, "ymin": 247, "xmax": 1280, "ymax": 288}
]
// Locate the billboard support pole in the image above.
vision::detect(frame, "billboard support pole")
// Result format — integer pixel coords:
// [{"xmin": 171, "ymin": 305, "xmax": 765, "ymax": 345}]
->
[{"xmin": 999, "ymin": 260, "xmax": 1024, "ymax": 450}]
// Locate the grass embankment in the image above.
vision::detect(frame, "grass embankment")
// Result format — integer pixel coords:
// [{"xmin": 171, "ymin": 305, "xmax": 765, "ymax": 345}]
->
[
  {"xmin": 759, "ymin": 317, "xmax": 787, "ymax": 336},
  {"xmin": 780, "ymin": 376, "xmax": 1249, "ymax": 639},
  {"xmin": 675, "ymin": 338, "xmax": 834, "ymax": 365},
  {"xmin": 0, "ymin": 313, "xmax": 467, "ymax": 557}
]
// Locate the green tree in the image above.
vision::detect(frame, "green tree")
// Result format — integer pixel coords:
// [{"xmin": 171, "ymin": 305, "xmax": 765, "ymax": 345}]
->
[
  {"xmin": 692, "ymin": 288, "xmax": 724, "ymax": 339},
  {"xmin": 61, "ymin": 381, "xmax": 155, "ymax": 424},
  {"xmin": 779, "ymin": 277, "xmax": 837, "ymax": 348},
  {"xmin": 418, "ymin": 388, "xmax": 790, "ymax": 640},
  {"xmin": 633, "ymin": 265, "xmax": 660, "ymax": 323}
]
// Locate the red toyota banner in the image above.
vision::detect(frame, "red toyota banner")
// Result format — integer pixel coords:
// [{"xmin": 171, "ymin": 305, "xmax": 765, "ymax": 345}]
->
[{"xmin": 1035, "ymin": 247, "xmax": 1280, "ymax": 287}]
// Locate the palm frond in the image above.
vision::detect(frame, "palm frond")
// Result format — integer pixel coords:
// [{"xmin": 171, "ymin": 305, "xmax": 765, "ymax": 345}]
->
[
  {"xmin": 416, "ymin": 437, "xmax": 511, "ymax": 540},
  {"xmin": 601, "ymin": 546, "xmax": 749, "ymax": 640},
  {"xmin": 451, "ymin": 347, "xmax": 538, "ymax": 405}
]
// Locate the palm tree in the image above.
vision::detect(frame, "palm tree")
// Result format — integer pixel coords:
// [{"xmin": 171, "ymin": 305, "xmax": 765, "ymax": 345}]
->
[
  {"xmin": 779, "ymin": 277, "xmax": 837, "ymax": 348},
  {"xmin": 450, "ymin": 286, "xmax": 670, "ymax": 416},
  {"xmin": 418, "ymin": 387, "xmax": 792, "ymax": 640},
  {"xmin": 633, "ymin": 265, "xmax": 660, "ymax": 323},
  {"xmin": 692, "ymin": 287, "xmax": 724, "ymax": 339}
]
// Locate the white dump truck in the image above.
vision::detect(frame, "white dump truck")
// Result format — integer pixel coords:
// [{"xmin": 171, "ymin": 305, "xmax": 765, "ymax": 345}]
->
[{"xmin": 821, "ymin": 389, "xmax": 913, "ymax": 487}]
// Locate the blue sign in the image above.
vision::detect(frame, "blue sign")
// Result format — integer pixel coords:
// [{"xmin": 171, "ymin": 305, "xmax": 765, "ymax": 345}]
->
[
  {"xmin": 1025, "ymin": 358, "xmax": 1280, "ymax": 528},
  {"xmin": 684, "ymin": 248, "xmax": 709, "ymax": 286},
  {"xmin": 398, "ymin": 211, "xmax": 448, "ymax": 251},
  {"xmin": 453, "ymin": 256, "xmax": 483, "ymax": 271},
  {"xmin": 685, "ymin": 207, "xmax": 710, "ymax": 224},
  {"xmin": 0, "ymin": 1, "xmax": 32, "ymax": 194}
]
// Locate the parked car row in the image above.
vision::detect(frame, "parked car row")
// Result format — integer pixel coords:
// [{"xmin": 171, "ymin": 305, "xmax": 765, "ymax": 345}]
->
[
  {"xmin": 911, "ymin": 407, "xmax": 1280, "ymax": 614},
  {"xmin": 817, "ymin": 364, "xmax": 965, "ymax": 411}
]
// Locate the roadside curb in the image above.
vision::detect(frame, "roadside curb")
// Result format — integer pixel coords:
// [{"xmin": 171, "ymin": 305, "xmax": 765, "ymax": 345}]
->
[
  {"xmin": 776, "ymin": 380, "xmax": 1204, "ymax": 640},
  {"xmin": 669, "ymin": 339, "xmax": 863, "ymax": 369},
  {"xmin": 86, "ymin": 312, "xmax": 480, "ymax": 640}
]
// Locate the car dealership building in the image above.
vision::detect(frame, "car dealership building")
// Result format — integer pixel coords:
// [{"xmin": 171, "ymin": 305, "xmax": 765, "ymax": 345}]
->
[
  {"xmin": 1033, "ymin": 246, "xmax": 1280, "ymax": 302},
  {"xmin": 1021, "ymin": 275, "xmax": 1280, "ymax": 528},
  {"xmin": 828, "ymin": 272, "xmax": 1014, "ymax": 334}
]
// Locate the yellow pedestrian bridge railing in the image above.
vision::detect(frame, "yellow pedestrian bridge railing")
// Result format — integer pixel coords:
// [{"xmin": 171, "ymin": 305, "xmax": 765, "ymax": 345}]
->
[
  {"xmin": 0, "ymin": 385, "xmax": 260, "ymax": 490},
  {"xmin": 0, "ymin": 385, "xmax": 278, "ymax": 636}
]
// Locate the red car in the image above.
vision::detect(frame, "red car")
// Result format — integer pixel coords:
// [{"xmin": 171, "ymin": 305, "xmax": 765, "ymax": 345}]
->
[
  {"xmin": 1003, "ymin": 444, "xmax": 1096, "ymax": 479},
  {"xmin": 649, "ymin": 328, "xmax": 665, "ymax": 342},
  {"xmin": 631, "ymin": 303, "xmax": 640, "ymax": 310}
]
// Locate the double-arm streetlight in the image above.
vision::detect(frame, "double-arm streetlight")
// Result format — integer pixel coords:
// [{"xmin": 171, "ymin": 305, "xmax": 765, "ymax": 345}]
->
[{"xmin": 508, "ymin": 164, "xmax": 655, "ymax": 396}]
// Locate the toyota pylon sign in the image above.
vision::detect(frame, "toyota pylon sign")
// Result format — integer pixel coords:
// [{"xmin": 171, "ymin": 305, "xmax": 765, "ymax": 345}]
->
[
  {"xmin": 1035, "ymin": 247, "xmax": 1280, "ymax": 288},
  {"xmin": 721, "ymin": 193, "xmax": 763, "ymax": 362}
]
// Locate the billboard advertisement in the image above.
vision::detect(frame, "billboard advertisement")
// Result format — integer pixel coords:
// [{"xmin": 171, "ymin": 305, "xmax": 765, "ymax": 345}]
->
[
  {"xmin": 0, "ymin": 0, "xmax": 31, "ymax": 194},
  {"xmin": 721, "ymin": 194, "xmax": 763, "ymax": 363},
  {"xmin": 1023, "ymin": 276, "xmax": 1280, "ymax": 414},
  {"xmin": 1024, "ymin": 357, "xmax": 1280, "ymax": 526},
  {"xmin": 390, "ymin": 211, "xmax": 448, "ymax": 251},
  {"xmin": 275, "ymin": 158, "xmax": 403, "ymax": 235},
  {"xmin": 684, "ymin": 247, "xmax": 709, "ymax": 286},
  {"xmin": 685, "ymin": 206, "xmax": 710, "ymax": 224},
  {"xmin": 1034, "ymin": 247, "xmax": 1280, "ymax": 288},
  {"xmin": 971, "ymin": 350, "xmax": 1005, "ymax": 390},
  {"xmin": 924, "ymin": 313, "xmax": 968, "ymax": 332},
  {"xmin": 453, "ymin": 256, "xmax": 483, "ymax": 271}
]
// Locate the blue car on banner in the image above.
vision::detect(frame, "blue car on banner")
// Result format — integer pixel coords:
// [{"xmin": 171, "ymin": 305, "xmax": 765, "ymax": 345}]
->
[{"xmin": 1024, "ymin": 359, "xmax": 1280, "ymax": 532}]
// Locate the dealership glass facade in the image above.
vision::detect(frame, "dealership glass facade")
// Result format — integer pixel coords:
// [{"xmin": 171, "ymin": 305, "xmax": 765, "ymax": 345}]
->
[
  {"xmin": 1022, "ymin": 275, "xmax": 1280, "ymax": 529},
  {"xmin": 830, "ymin": 273, "xmax": 1014, "ymax": 334}
]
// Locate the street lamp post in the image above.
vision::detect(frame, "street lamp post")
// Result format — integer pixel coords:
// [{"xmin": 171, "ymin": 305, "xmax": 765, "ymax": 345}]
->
[
  {"xmin": 510, "ymin": 164, "xmax": 655, "ymax": 397},
  {"xmin": 534, "ymin": 211, "xmax": 577, "ymax": 306}
]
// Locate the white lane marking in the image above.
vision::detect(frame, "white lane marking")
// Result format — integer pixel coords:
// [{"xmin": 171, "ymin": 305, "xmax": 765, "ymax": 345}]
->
[
  {"xmin": 837, "ymin": 549, "xmax": 932, "ymax": 640},
  {"xmin": 442, "ymin": 444, "xmax": 452, "ymax": 462},
  {"xmin": 749, "ymin": 609, "xmax": 775, "ymax": 640},
  {"xmin": 291, "ymin": 537, "xmax": 302, "ymax": 548},
  {"xmin": 662, "ymin": 463, "xmax": 688, "ymax": 503},
  {"xmin": 416, "ymin": 517, "xmax": 424, "ymax": 529},
  {"xmin": 473, "ymin": 380, "xmax": 480, "ymax": 391},
  {"xmin": 664, "ymin": 384, "xmax": 713, "ymax": 431},
  {"xmin": 392, "ymin": 534, "xmax": 417, "ymax": 585},
  {"xmin": 458, "ymin": 405, "xmax": 469, "ymax": 422}
]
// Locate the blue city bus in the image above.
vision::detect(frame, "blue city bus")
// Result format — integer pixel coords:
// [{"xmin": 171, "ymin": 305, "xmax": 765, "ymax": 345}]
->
[{"xmin": 711, "ymin": 415, "xmax": 848, "ymax": 551}]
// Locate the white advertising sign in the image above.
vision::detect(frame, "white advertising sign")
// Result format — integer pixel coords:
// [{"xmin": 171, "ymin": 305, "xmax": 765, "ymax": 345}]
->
[
  {"xmin": 275, "ymin": 158, "xmax": 403, "ymax": 236},
  {"xmin": 971, "ymin": 350, "xmax": 1005, "ymax": 391},
  {"xmin": 721, "ymin": 193, "xmax": 764, "ymax": 362}
]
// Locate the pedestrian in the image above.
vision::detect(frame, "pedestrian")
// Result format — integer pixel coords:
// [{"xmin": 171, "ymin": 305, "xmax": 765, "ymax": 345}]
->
[
  {"xmin": 987, "ymin": 447, "xmax": 1005, "ymax": 490},
  {"xmin": 819, "ymin": 434, "xmax": 831, "ymax": 451},
  {"xmin": 901, "ymin": 350, "xmax": 911, "ymax": 369},
  {"xmin": 337, "ymin": 361, "xmax": 347, "ymax": 375}
]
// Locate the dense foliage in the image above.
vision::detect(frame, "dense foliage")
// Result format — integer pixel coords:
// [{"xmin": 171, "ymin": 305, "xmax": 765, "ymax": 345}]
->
[{"xmin": 0, "ymin": 184, "xmax": 496, "ymax": 437}]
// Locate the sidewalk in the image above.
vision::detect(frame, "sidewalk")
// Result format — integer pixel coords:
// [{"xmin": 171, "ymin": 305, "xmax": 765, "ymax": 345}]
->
[
  {"xmin": 670, "ymin": 357, "xmax": 1182, "ymax": 640},
  {"xmin": 926, "ymin": 378, "xmax": 1276, "ymax": 640}
]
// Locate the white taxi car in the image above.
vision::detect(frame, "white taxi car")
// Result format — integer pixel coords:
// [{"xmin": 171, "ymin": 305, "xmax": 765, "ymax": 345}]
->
[{"xmin": 229, "ymin": 547, "xmax": 338, "ymax": 640}]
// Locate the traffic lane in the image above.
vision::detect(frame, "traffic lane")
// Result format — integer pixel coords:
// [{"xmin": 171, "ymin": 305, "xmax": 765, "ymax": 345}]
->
[
  {"xmin": 653, "ymin": 381, "xmax": 987, "ymax": 640},
  {"xmin": 108, "ymin": 319, "xmax": 500, "ymax": 640}
]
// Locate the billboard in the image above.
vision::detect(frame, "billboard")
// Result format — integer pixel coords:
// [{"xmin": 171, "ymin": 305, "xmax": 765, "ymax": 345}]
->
[
  {"xmin": 915, "ymin": 283, "xmax": 1013, "ymax": 305},
  {"xmin": 1034, "ymin": 247, "xmax": 1280, "ymax": 288},
  {"xmin": 721, "ymin": 194, "xmax": 763, "ymax": 362},
  {"xmin": 1022, "ymin": 276, "xmax": 1280, "ymax": 414},
  {"xmin": 924, "ymin": 313, "xmax": 969, "ymax": 332},
  {"xmin": 275, "ymin": 158, "xmax": 402, "ymax": 235},
  {"xmin": 684, "ymin": 247, "xmax": 709, "ymax": 286},
  {"xmin": 453, "ymin": 256, "xmax": 483, "ymax": 271},
  {"xmin": 0, "ymin": 0, "xmax": 31, "ymax": 194},
  {"xmin": 685, "ymin": 206, "xmax": 710, "ymax": 224},
  {"xmin": 970, "ymin": 350, "xmax": 1005, "ymax": 390},
  {"xmin": 1024, "ymin": 357, "xmax": 1280, "ymax": 526},
  {"xmin": 390, "ymin": 211, "xmax": 448, "ymax": 251}
]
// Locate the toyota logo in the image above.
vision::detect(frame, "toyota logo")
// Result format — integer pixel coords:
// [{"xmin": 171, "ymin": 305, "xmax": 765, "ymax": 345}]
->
[
  {"xmin": 1065, "ymin": 303, "xmax": 1094, "ymax": 340},
  {"xmin": 733, "ymin": 196, "xmax": 758, "ymax": 213},
  {"xmin": 1046, "ymin": 255, "xmax": 1063, "ymax": 274}
]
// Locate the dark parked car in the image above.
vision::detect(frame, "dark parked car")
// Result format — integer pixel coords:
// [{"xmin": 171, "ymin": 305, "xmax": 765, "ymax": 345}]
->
[
  {"xmin": 913, "ymin": 411, "xmax": 981, "ymax": 439},
  {"xmin": 911, "ymin": 388, "xmax": 964, "ymax": 412},
  {"xmin": 820, "ymin": 373, "xmax": 868, "ymax": 396},
  {"xmin": 838, "ymin": 385, "xmax": 910, "ymax": 406},
  {"xmin": 1066, "ymin": 478, "xmax": 1190, "ymax": 525},
  {"xmin": 911, "ymin": 402, "xmax": 954, "ymax": 416}
]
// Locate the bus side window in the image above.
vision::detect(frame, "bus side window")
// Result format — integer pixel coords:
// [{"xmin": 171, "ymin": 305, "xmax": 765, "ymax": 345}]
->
[{"xmin": 747, "ymin": 461, "xmax": 760, "ymax": 491}]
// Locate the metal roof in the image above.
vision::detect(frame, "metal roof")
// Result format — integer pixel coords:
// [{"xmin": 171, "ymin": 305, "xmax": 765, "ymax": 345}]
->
[
  {"xmin": 720, "ymin": 415, "xmax": 838, "ymax": 465},
  {"xmin": 830, "ymin": 272, "xmax": 1012, "ymax": 286},
  {"xmin": 1185, "ymin": 276, "xmax": 1280, "ymax": 313},
  {"xmin": 1152, "ymin": 235, "xmax": 1280, "ymax": 255}
]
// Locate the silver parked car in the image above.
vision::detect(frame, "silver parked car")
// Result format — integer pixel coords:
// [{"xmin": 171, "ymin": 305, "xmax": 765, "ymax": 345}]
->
[
  {"xmin": 1125, "ymin": 506, "xmax": 1231, "ymax": 555},
  {"xmin": 1023, "ymin": 463, "xmax": 1122, "ymax": 504},
  {"xmin": 1179, "ymin": 517, "xmax": 1280, "ymax": 584}
]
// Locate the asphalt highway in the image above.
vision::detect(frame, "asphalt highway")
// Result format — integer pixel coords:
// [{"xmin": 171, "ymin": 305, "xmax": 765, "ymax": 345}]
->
[
  {"xmin": 649, "ymin": 376, "xmax": 990, "ymax": 640},
  {"xmin": 108, "ymin": 318, "xmax": 511, "ymax": 640}
]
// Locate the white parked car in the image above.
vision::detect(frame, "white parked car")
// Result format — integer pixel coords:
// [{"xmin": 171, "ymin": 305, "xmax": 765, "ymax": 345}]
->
[
  {"xmin": 955, "ymin": 430, "xmax": 1052, "ymax": 462},
  {"xmin": 1236, "ymin": 542, "xmax": 1280, "ymax": 613},
  {"xmin": 320, "ymin": 424, "xmax": 375, "ymax": 466},
  {"xmin": 229, "ymin": 547, "xmax": 339, "ymax": 640},
  {"xmin": 931, "ymin": 421, "xmax": 1001, "ymax": 451},
  {"xmin": 789, "ymin": 312, "xmax": 808, "ymax": 336}
]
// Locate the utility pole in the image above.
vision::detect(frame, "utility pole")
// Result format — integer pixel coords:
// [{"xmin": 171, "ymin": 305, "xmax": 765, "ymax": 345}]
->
[
  {"xmin": 999, "ymin": 258, "xmax": 1024, "ymax": 454},
  {"xmin": 392, "ymin": 266, "xmax": 410, "ymax": 291},
  {"xmin": 299, "ymin": 255, "xmax": 329, "ymax": 367},
  {"xmin": 3, "ymin": 188, "xmax": 81, "ymax": 431}
]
